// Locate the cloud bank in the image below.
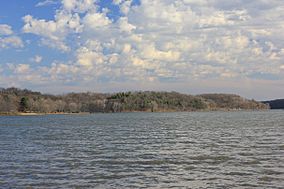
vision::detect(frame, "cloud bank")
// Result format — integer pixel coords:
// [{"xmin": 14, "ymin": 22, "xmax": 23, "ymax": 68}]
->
[
  {"xmin": 0, "ymin": 24, "xmax": 23, "ymax": 49},
  {"xmin": 1, "ymin": 0, "xmax": 284, "ymax": 99}
]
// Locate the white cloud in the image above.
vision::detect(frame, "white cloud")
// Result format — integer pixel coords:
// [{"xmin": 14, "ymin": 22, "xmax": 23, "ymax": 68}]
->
[
  {"xmin": 122, "ymin": 43, "xmax": 132, "ymax": 54},
  {"xmin": 62, "ymin": 0, "xmax": 96, "ymax": 13},
  {"xmin": 109, "ymin": 54, "xmax": 119, "ymax": 64},
  {"xmin": 0, "ymin": 24, "xmax": 23, "ymax": 49},
  {"xmin": 36, "ymin": 0, "xmax": 58, "ymax": 7},
  {"xmin": 0, "ymin": 36, "xmax": 24, "ymax": 49},
  {"xmin": 32, "ymin": 55, "xmax": 43, "ymax": 63},
  {"xmin": 22, "ymin": 11, "xmax": 82, "ymax": 52},
  {"xmin": 141, "ymin": 43, "xmax": 181, "ymax": 61},
  {"xmin": 119, "ymin": 0, "xmax": 133, "ymax": 15},
  {"xmin": 15, "ymin": 64, "xmax": 30, "ymax": 74},
  {"xmin": 0, "ymin": 24, "xmax": 13, "ymax": 35},
  {"xmin": 12, "ymin": 0, "xmax": 284, "ymax": 95},
  {"xmin": 49, "ymin": 62, "xmax": 78, "ymax": 76},
  {"xmin": 83, "ymin": 12, "xmax": 111, "ymax": 30},
  {"xmin": 76, "ymin": 46, "xmax": 105, "ymax": 68},
  {"xmin": 118, "ymin": 17, "xmax": 136, "ymax": 33},
  {"xmin": 40, "ymin": 38, "xmax": 70, "ymax": 52}
]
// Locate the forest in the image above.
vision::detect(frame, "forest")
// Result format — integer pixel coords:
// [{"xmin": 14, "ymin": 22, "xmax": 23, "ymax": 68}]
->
[{"xmin": 0, "ymin": 87, "xmax": 269, "ymax": 114}]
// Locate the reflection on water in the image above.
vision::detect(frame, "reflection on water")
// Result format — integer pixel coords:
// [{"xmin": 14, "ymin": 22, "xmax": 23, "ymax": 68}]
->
[{"xmin": 0, "ymin": 111, "xmax": 283, "ymax": 188}]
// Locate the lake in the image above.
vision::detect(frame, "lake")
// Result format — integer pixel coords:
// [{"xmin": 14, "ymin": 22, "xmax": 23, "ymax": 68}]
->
[{"xmin": 0, "ymin": 111, "xmax": 283, "ymax": 188}]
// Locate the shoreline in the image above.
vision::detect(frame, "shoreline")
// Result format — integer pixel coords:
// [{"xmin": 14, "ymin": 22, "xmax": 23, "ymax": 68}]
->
[
  {"xmin": 0, "ymin": 109, "xmax": 272, "ymax": 116},
  {"xmin": 0, "ymin": 112, "xmax": 91, "ymax": 116}
]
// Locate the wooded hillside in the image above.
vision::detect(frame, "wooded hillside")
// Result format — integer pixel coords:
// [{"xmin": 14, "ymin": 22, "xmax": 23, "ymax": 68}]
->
[{"xmin": 0, "ymin": 87, "xmax": 269, "ymax": 114}]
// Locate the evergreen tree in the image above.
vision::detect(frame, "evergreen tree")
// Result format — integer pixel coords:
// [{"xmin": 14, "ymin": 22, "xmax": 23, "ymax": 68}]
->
[{"xmin": 19, "ymin": 97, "xmax": 29, "ymax": 112}]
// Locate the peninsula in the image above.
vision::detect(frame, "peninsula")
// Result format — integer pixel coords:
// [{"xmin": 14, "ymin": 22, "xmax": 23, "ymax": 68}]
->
[{"xmin": 0, "ymin": 87, "xmax": 269, "ymax": 115}]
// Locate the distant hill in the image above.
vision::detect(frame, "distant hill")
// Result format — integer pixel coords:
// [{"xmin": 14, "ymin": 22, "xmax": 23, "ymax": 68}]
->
[
  {"xmin": 0, "ymin": 87, "xmax": 269, "ymax": 114},
  {"xmin": 262, "ymin": 99, "xmax": 284, "ymax": 109}
]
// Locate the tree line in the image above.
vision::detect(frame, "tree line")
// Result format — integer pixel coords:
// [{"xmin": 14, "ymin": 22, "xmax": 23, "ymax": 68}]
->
[
  {"xmin": 0, "ymin": 87, "xmax": 269, "ymax": 114},
  {"xmin": 262, "ymin": 99, "xmax": 284, "ymax": 109}
]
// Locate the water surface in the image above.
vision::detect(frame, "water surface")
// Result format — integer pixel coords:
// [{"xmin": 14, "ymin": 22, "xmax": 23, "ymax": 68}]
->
[{"xmin": 0, "ymin": 111, "xmax": 283, "ymax": 188}]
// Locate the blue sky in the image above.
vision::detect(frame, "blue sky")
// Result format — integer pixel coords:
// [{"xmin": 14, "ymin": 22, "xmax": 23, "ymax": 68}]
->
[{"xmin": 0, "ymin": 0, "xmax": 283, "ymax": 100}]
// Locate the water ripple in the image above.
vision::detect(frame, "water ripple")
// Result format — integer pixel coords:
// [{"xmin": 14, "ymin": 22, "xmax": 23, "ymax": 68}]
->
[{"xmin": 0, "ymin": 111, "xmax": 283, "ymax": 188}]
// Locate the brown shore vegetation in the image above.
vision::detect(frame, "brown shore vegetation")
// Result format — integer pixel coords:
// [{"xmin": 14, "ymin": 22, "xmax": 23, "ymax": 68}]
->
[{"xmin": 0, "ymin": 87, "xmax": 269, "ymax": 115}]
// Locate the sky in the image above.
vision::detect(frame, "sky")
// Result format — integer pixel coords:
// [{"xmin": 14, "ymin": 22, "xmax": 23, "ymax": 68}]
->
[{"xmin": 0, "ymin": 0, "xmax": 283, "ymax": 100}]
